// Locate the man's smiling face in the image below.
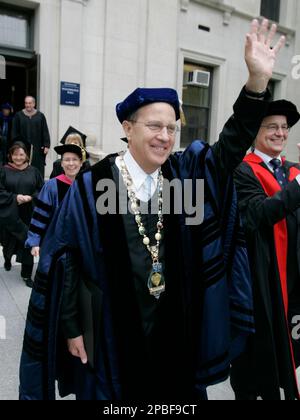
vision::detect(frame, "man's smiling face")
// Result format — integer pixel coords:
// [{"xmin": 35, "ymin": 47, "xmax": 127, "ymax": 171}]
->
[{"xmin": 255, "ymin": 115, "xmax": 289, "ymax": 158}]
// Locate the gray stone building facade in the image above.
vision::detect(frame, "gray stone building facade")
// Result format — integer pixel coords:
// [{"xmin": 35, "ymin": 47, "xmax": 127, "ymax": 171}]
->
[{"xmin": 0, "ymin": 0, "xmax": 299, "ymax": 174}]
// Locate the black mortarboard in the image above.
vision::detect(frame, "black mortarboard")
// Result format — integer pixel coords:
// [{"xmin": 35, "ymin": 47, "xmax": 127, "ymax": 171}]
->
[
  {"xmin": 116, "ymin": 87, "xmax": 180, "ymax": 124},
  {"xmin": 54, "ymin": 144, "xmax": 84, "ymax": 160},
  {"xmin": 264, "ymin": 100, "xmax": 300, "ymax": 128},
  {"xmin": 60, "ymin": 126, "xmax": 87, "ymax": 146}
]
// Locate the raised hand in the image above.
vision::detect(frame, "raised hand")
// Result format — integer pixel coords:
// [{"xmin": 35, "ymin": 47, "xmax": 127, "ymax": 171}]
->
[{"xmin": 245, "ymin": 19, "xmax": 285, "ymax": 93}]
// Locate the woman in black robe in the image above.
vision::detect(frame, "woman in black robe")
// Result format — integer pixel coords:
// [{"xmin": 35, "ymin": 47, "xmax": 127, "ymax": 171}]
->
[{"xmin": 0, "ymin": 141, "xmax": 43, "ymax": 287}]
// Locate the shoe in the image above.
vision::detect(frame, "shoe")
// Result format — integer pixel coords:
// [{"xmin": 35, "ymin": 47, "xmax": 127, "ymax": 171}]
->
[
  {"xmin": 4, "ymin": 260, "xmax": 12, "ymax": 271},
  {"xmin": 23, "ymin": 278, "xmax": 34, "ymax": 288}
]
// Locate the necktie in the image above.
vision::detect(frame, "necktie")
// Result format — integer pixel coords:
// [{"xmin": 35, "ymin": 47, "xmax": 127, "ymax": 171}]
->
[
  {"xmin": 270, "ymin": 158, "xmax": 288, "ymax": 188},
  {"xmin": 145, "ymin": 175, "xmax": 152, "ymax": 201}
]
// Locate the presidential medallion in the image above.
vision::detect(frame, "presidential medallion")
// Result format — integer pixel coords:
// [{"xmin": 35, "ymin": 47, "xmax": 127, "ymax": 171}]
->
[{"xmin": 148, "ymin": 262, "xmax": 165, "ymax": 299}]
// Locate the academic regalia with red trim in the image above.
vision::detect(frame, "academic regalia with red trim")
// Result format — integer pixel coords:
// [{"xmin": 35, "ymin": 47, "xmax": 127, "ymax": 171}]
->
[
  {"xmin": 231, "ymin": 152, "xmax": 300, "ymax": 400},
  {"xmin": 49, "ymin": 127, "xmax": 91, "ymax": 178},
  {"xmin": 26, "ymin": 143, "xmax": 85, "ymax": 248}
]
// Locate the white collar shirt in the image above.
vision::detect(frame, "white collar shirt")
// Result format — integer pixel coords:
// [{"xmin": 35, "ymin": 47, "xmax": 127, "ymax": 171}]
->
[
  {"xmin": 115, "ymin": 150, "xmax": 159, "ymax": 202},
  {"xmin": 254, "ymin": 149, "xmax": 282, "ymax": 173}
]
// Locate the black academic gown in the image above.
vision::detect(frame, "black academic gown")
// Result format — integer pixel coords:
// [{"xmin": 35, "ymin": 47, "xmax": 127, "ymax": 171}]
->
[
  {"xmin": 12, "ymin": 111, "xmax": 51, "ymax": 177},
  {"xmin": 231, "ymin": 157, "xmax": 300, "ymax": 400},
  {"xmin": 0, "ymin": 164, "xmax": 44, "ymax": 264}
]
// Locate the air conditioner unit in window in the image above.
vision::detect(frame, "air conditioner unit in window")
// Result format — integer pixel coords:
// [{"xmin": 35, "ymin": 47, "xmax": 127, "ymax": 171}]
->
[{"xmin": 185, "ymin": 70, "xmax": 210, "ymax": 87}]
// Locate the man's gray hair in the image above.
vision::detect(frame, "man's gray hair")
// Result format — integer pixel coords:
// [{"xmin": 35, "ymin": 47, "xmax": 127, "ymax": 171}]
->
[{"xmin": 25, "ymin": 96, "xmax": 36, "ymax": 103}]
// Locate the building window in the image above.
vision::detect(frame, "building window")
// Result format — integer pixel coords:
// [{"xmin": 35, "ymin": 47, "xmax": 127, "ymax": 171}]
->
[
  {"xmin": 267, "ymin": 79, "xmax": 281, "ymax": 100},
  {"xmin": 260, "ymin": 0, "xmax": 280, "ymax": 22},
  {"xmin": 268, "ymin": 80, "xmax": 276, "ymax": 100},
  {"xmin": 180, "ymin": 63, "xmax": 213, "ymax": 148},
  {"xmin": 0, "ymin": 5, "xmax": 33, "ymax": 49}
]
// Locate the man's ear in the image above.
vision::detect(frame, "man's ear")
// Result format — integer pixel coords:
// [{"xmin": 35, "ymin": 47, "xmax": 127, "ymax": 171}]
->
[{"xmin": 122, "ymin": 120, "xmax": 132, "ymax": 141}]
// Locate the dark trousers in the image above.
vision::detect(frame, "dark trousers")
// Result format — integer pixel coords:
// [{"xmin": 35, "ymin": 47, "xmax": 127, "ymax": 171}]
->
[
  {"xmin": 230, "ymin": 337, "xmax": 259, "ymax": 400},
  {"xmin": 4, "ymin": 251, "xmax": 33, "ymax": 279},
  {"xmin": 21, "ymin": 263, "xmax": 34, "ymax": 279}
]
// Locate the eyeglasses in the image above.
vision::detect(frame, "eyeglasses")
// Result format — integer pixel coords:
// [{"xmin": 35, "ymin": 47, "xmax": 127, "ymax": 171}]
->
[
  {"xmin": 130, "ymin": 120, "xmax": 180, "ymax": 136},
  {"xmin": 260, "ymin": 124, "xmax": 290, "ymax": 134}
]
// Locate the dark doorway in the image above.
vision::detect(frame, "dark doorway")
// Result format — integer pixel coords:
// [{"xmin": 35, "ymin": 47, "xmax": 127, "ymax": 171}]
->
[{"xmin": 0, "ymin": 54, "xmax": 38, "ymax": 114}]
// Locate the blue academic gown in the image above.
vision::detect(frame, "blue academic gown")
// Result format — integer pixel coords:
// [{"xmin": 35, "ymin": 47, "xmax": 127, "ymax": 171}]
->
[
  {"xmin": 25, "ymin": 175, "xmax": 72, "ymax": 249},
  {"xmin": 19, "ymin": 88, "xmax": 270, "ymax": 400}
]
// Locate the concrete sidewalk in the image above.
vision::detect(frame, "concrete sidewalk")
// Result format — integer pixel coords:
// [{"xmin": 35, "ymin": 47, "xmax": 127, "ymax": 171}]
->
[
  {"xmin": 0, "ymin": 252, "xmax": 298, "ymax": 400},
  {"xmin": 0, "ymin": 255, "xmax": 32, "ymax": 400}
]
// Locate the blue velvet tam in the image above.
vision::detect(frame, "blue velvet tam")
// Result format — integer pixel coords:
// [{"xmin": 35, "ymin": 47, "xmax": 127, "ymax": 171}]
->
[{"xmin": 116, "ymin": 87, "xmax": 180, "ymax": 123}]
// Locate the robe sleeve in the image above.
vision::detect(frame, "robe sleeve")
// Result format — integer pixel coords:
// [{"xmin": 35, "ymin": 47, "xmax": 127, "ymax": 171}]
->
[
  {"xmin": 0, "ymin": 168, "xmax": 14, "ymax": 207},
  {"xmin": 234, "ymin": 162, "xmax": 300, "ymax": 231},
  {"xmin": 26, "ymin": 179, "xmax": 56, "ymax": 248},
  {"xmin": 50, "ymin": 175, "xmax": 102, "ymax": 340},
  {"xmin": 35, "ymin": 180, "xmax": 91, "ymax": 336},
  {"xmin": 60, "ymin": 251, "xmax": 82, "ymax": 339},
  {"xmin": 27, "ymin": 172, "xmax": 102, "ymax": 350},
  {"xmin": 55, "ymin": 181, "xmax": 92, "ymax": 339},
  {"xmin": 41, "ymin": 113, "xmax": 51, "ymax": 148},
  {"xmin": 211, "ymin": 87, "xmax": 271, "ymax": 178}
]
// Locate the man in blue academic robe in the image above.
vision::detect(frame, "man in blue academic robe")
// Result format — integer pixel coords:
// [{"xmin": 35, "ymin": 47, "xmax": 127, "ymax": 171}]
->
[{"xmin": 19, "ymin": 19, "xmax": 285, "ymax": 400}]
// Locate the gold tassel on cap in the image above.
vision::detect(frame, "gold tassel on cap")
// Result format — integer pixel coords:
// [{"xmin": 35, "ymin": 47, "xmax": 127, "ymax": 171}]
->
[
  {"xmin": 69, "ymin": 142, "xmax": 87, "ymax": 162},
  {"xmin": 81, "ymin": 147, "xmax": 87, "ymax": 162}
]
